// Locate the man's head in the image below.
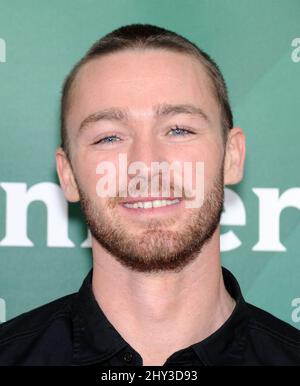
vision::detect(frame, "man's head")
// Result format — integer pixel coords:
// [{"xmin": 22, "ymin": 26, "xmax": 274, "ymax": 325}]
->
[{"xmin": 56, "ymin": 24, "xmax": 245, "ymax": 273}]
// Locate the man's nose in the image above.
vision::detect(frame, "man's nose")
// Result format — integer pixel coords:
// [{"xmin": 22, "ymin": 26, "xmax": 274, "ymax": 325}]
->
[{"xmin": 126, "ymin": 137, "xmax": 166, "ymax": 177}]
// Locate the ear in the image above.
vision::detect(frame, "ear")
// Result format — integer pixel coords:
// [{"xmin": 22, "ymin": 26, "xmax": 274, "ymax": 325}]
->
[
  {"xmin": 224, "ymin": 127, "xmax": 246, "ymax": 185},
  {"xmin": 56, "ymin": 148, "xmax": 80, "ymax": 202}
]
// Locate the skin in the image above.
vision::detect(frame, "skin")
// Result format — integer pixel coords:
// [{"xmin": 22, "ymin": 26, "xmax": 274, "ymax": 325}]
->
[{"xmin": 56, "ymin": 49, "xmax": 246, "ymax": 365}]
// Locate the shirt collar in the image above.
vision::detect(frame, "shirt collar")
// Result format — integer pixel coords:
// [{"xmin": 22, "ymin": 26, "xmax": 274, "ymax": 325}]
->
[
  {"xmin": 71, "ymin": 266, "xmax": 251, "ymax": 365},
  {"xmin": 71, "ymin": 269, "xmax": 133, "ymax": 365},
  {"xmin": 191, "ymin": 267, "xmax": 251, "ymax": 365}
]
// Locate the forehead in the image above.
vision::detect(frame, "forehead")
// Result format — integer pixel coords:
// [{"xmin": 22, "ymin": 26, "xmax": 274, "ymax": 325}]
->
[{"xmin": 67, "ymin": 49, "xmax": 220, "ymax": 129}]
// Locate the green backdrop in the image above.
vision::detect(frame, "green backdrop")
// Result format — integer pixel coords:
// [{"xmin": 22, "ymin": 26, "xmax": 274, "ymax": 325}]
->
[{"xmin": 0, "ymin": 0, "xmax": 299, "ymax": 329}]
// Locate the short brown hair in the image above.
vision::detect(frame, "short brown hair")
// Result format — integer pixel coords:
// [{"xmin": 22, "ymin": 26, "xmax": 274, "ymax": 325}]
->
[{"xmin": 60, "ymin": 23, "xmax": 233, "ymax": 157}]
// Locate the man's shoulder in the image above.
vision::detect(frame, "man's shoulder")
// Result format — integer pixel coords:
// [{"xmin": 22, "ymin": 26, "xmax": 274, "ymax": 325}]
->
[
  {"xmin": 247, "ymin": 302, "xmax": 300, "ymax": 342},
  {"xmin": 0, "ymin": 293, "xmax": 76, "ymax": 346},
  {"xmin": 246, "ymin": 302, "xmax": 300, "ymax": 362}
]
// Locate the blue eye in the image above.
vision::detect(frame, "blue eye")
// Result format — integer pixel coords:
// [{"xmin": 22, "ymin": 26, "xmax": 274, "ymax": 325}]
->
[
  {"xmin": 168, "ymin": 126, "xmax": 193, "ymax": 136},
  {"xmin": 96, "ymin": 135, "xmax": 120, "ymax": 144}
]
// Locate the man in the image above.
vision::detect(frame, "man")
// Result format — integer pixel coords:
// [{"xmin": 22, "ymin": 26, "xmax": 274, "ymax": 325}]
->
[{"xmin": 0, "ymin": 24, "xmax": 299, "ymax": 366}]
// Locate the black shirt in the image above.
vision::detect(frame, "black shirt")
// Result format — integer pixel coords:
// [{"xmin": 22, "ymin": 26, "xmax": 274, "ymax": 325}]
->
[{"xmin": 0, "ymin": 267, "xmax": 299, "ymax": 366}]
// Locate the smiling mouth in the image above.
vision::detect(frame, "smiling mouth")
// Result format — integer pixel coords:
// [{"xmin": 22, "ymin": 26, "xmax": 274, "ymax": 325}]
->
[{"xmin": 121, "ymin": 198, "xmax": 181, "ymax": 209}]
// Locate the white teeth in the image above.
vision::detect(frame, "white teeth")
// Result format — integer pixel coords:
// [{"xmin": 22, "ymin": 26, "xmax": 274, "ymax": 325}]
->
[{"xmin": 124, "ymin": 199, "xmax": 180, "ymax": 209}]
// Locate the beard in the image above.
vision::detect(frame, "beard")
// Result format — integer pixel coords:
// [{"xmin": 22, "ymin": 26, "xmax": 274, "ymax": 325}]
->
[{"xmin": 77, "ymin": 166, "xmax": 224, "ymax": 274}]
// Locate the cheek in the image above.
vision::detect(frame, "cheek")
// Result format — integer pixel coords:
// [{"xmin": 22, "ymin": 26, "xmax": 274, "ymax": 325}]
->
[
  {"xmin": 180, "ymin": 141, "xmax": 223, "ymax": 195},
  {"xmin": 204, "ymin": 152, "xmax": 224, "ymax": 194},
  {"xmin": 72, "ymin": 153, "xmax": 111, "ymax": 197}
]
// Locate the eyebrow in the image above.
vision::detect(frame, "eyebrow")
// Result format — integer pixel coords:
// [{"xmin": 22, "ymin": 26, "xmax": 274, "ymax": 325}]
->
[{"xmin": 78, "ymin": 103, "xmax": 210, "ymax": 134}]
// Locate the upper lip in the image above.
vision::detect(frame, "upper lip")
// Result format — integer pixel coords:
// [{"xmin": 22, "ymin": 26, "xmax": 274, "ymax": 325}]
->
[{"xmin": 120, "ymin": 196, "xmax": 182, "ymax": 204}]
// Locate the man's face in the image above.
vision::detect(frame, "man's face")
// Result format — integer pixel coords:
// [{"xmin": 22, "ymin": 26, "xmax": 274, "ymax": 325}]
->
[{"xmin": 59, "ymin": 49, "xmax": 232, "ymax": 273}]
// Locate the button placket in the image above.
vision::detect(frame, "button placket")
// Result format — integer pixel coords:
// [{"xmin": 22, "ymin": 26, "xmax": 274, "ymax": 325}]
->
[{"xmin": 123, "ymin": 351, "xmax": 133, "ymax": 363}]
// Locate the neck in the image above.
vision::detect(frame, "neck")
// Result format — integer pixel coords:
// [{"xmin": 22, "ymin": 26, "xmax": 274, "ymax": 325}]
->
[{"xmin": 91, "ymin": 228, "xmax": 235, "ymax": 366}]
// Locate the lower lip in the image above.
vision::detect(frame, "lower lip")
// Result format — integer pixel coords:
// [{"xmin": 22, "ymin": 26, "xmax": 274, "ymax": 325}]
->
[{"xmin": 119, "ymin": 199, "xmax": 183, "ymax": 215}]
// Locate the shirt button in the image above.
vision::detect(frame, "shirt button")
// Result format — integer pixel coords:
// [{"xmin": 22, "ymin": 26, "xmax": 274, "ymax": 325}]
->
[{"xmin": 123, "ymin": 351, "xmax": 133, "ymax": 363}]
